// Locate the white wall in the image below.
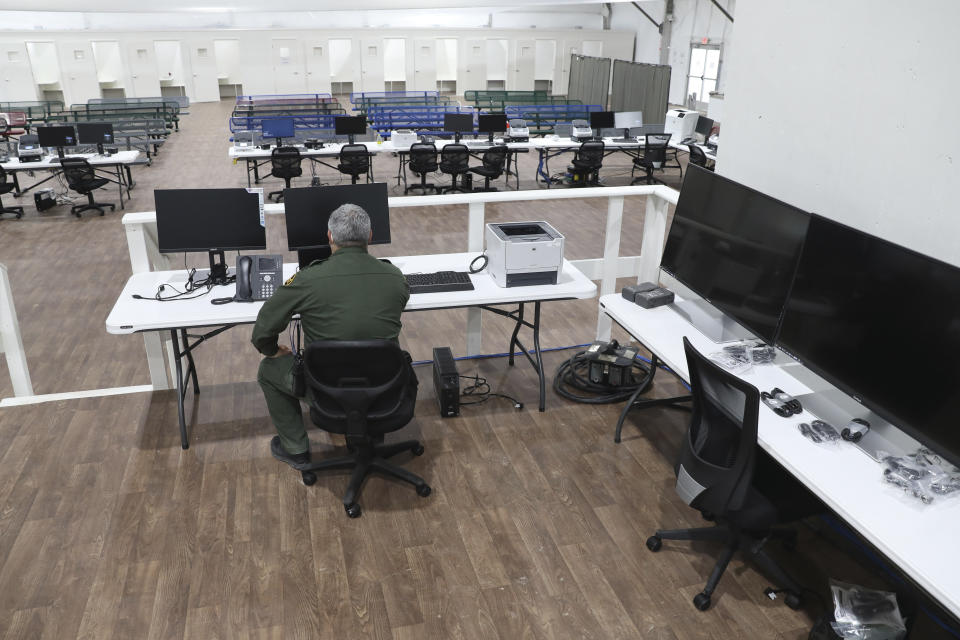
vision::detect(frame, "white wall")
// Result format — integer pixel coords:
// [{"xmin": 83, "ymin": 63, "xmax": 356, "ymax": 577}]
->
[
  {"xmin": 719, "ymin": 0, "xmax": 960, "ymax": 266},
  {"xmin": 25, "ymin": 41, "xmax": 60, "ymax": 85},
  {"xmin": 0, "ymin": 27, "xmax": 633, "ymax": 102}
]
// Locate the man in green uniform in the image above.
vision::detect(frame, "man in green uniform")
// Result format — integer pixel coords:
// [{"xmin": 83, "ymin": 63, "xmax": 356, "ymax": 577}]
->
[{"xmin": 251, "ymin": 203, "xmax": 411, "ymax": 467}]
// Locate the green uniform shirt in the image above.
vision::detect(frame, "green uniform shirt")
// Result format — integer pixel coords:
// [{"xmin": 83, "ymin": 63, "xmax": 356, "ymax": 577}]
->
[{"xmin": 251, "ymin": 246, "xmax": 409, "ymax": 356}]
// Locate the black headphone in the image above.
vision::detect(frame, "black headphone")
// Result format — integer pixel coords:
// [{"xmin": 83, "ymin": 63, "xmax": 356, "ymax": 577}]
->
[{"xmin": 841, "ymin": 418, "xmax": 871, "ymax": 443}]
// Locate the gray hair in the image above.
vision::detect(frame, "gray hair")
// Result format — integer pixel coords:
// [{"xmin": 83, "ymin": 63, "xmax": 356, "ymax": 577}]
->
[{"xmin": 327, "ymin": 203, "xmax": 371, "ymax": 247}]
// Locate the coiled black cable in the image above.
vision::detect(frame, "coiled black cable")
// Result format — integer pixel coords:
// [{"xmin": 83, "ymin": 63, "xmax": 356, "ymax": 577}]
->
[{"xmin": 552, "ymin": 347, "xmax": 654, "ymax": 404}]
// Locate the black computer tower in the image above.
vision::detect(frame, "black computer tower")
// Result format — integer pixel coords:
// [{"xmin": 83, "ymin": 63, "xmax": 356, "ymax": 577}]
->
[{"xmin": 432, "ymin": 347, "xmax": 460, "ymax": 418}]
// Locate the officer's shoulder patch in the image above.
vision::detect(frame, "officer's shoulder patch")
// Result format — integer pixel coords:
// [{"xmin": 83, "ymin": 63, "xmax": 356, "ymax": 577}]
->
[{"xmin": 284, "ymin": 272, "xmax": 298, "ymax": 286}]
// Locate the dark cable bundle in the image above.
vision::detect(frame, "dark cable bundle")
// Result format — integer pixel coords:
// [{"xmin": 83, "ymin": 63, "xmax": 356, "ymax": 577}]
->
[
  {"xmin": 459, "ymin": 373, "xmax": 523, "ymax": 409},
  {"xmin": 553, "ymin": 341, "xmax": 654, "ymax": 404}
]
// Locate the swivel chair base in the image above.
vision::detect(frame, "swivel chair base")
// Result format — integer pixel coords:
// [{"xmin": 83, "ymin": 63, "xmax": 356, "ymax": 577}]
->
[
  {"xmin": 472, "ymin": 176, "xmax": 499, "ymax": 192},
  {"xmin": 268, "ymin": 190, "xmax": 284, "ymax": 202},
  {"xmin": 72, "ymin": 193, "xmax": 115, "ymax": 217},
  {"xmin": 405, "ymin": 183, "xmax": 439, "ymax": 195},
  {"xmin": 1, "ymin": 206, "xmax": 24, "ymax": 219},
  {"xmin": 441, "ymin": 175, "xmax": 471, "ymax": 194},
  {"xmin": 300, "ymin": 437, "xmax": 430, "ymax": 518},
  {"xmin": 646, "ymin": 524, "xmax": 803, "ymax": 612},
  {"xmin": 567, "ymin": 166, "xmax": 601, "ymax": 187}
]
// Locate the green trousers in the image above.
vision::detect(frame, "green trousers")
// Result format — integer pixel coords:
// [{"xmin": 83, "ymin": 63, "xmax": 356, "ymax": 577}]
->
[{"xmin": 257, "ymin": 354, "xmax": 309, "ymax": 455}]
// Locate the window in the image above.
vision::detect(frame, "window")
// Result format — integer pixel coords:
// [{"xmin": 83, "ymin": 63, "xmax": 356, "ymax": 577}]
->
[
  {"xmin": 687, "ymin": 43, "xmax": 720, "ymax": 107},
  {"xmin": 73, "ymin": 49, "xmax": 85, "ymax": 60},
  {"xmin": 196, "ymin": 48, "xmax": 208, "ymax": 58},
  {"xmin": 8, "ymin": 50, "xmax": 20, "ymax": 62}
]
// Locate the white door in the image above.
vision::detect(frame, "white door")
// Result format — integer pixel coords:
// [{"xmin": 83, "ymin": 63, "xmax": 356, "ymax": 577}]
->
[
  {"xmin": 272, "ymin": 38, "xmax": 306, "ymax": 94},
  {"xmin": 435, "ymin": 38, "xmax": 458, "ymax": 93},
  {"xmin": 413, "ymin": 39, "xmax": 436, "ymax": 92},
  {"xmin": 154, "ymin": 40, "xmax": 186, "ymax": 93},
  {"xmin": 360, "ymin": 38, "xmax": 384, "ymax": 92},
  {"xmin": 0, "ymin": 43, "xmax": 39, "ymax": 101},
  {"xmin": 305, "ymin": 41, "xmax": 331, "ymax": 94},
  {"xmin": 513, "ymin": 40, "xmax": 535, "ymax": 91},
  {"xmin": 126, "ymin": 41, "xmax": 161, "ymax": 97},
  {"xmin": 213, "ymin": 39, "xmax": 240, "ymax": 87},
  {"xmin": 58, "ymin": 40, "xmax": 100, "ymax": 105},
  {"xmin": 464, "ymin": 39, "xmax": 486, "ymax": 94},
  {"xmin": 26, "ymin": 41, "xmax": 61, "ymax": 92},
  {"xmin": 485, "ymin": 38, "xmax": 508, "ymax": 89},
  {"xmin": 383, "ymin": 38, "xmax": 406, "ymax": 91},
  {"xmin": 91, "ymin": 41, "xmax": 124, "ymax": 92},
  {"xmin": 328, "ymin": 38, "xmax": 354, "ymax": 93},
  {"xmin": 559, "ymin": 40, "xmax": 581, "ymax": 93},
  {"xmin": 534, "ymin": 39, "xmax": 557, "ymax": 92},
  {"xmin": 188, "ymin": 40, "xmax": 220, "ymax": 102}
]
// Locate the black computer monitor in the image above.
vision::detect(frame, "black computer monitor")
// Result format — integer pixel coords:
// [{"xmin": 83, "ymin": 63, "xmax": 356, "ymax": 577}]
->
[
  {"xmin": 37, "ymin": 125, "xmax": 77, "ymax": 158},
  {"xmin": 334, "ymin": 116, "xmax": 367, "ymax": 144},
  {"xmin": 478, "ymin": 113, "xmax": 507, "ymax": 142},
  {"xmin": 260, "ymin": 117, "xmax": 295, "ymax": 145},
  {"xmin": 444, "ymin": 113, "xmax": 474, "ymax": 143},
  {"xmin": 695, "ymin": 116, "xmax": 714, "ymax": 138},
  {"xmin": 76, "ymin": 122, "xmax": 114, "ymax": 154},
  {"xmin": 284, "ymin": 183, "xmax": 391, "ymax": 265},
  {"xmin": 659, "ymin": 166, "xmax": 810, "ymax": 344},
  {"xmin": 778, "ymin": 216, "xmax": 960, "ymax": 468},
  {"xmin": 589, "ymin": 111, "xmax": 615, "ymax": 132},
  {"xmin": 155, "ymin": 188, "xmax": 266, "ymax": 284}
]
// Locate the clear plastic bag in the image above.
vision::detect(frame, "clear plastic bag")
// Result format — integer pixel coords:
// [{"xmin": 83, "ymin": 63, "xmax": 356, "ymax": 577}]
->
[
  {"xmin": 798, "ymin": 420, "xmax": 842, "ymax": 446},
  {"xmin": 829, "ymin": 580, "xmax": 906, "ymax": 640},
  {"xmin": 880, "ymin": 448, "xmax": 960, "ymax": 507}
]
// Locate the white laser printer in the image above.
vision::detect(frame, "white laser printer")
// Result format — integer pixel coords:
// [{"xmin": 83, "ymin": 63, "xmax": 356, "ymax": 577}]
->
[
  {"xmin": 485, "ymin": 221, "xmax": 565, "ymax": 287},
  {"xmin": 391, "ymin": 129, "xmax": 418, "ymax": 147},
  {"xmin": 664, "ymin": 108, "xmax": 700, "ymax": 142}
]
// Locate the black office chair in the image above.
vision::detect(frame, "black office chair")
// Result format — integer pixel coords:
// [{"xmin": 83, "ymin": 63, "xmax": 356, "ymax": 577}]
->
[
  {"xmin": 337, "ymin": 144, "xmax": 371, "ymax": 184},
  {"xmin": 60, "ymin": 158, "xmax": 115, "ymax": 217},
  {"xmin": 405, "ymin": 143, "xmax": 439, "ymax": 195},
  {"xmin": 439, "ymin": 144, "xmax": 470, "ymax": 193},
  {"xmin": 468, "ymin": 145, "xmax": 508, "ymax": 191},
  {"xmin": 688, "ymin": 144, "xmax": 715, "ymax": 171},
  {"xmin": 299, "ymin": 340, "xmax": 430, "ymax": 518},
  {"xmin": 0, "ymin": 166, "xmax": 24, "ymax": 219},
  {"xmin": 646, "ymin": 337, "xmax": 804, "ymax": 612},
  {"xmin": 631, "ymin": 133, "xmax": 674, "ymax": 185},
  {"xmin": 568, "ymin": 140, "xmax": 604, "ymax": 187},
  {"xmin": 268, "ymin": 146, "xmax": 302, "ymax": 202}
]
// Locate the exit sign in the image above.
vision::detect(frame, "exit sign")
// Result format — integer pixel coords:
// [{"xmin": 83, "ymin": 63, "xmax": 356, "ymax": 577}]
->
[{"xmin": 701, "ymin": 37, "xmax": 710, "ymax": 44}]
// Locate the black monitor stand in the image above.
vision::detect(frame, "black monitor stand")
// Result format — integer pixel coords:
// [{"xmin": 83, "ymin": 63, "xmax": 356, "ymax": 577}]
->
[
  {"xmin": 207, "ymin": 250, "xmax": 229, "ymax": 286},
  {"xmin": 488, "ymin": 132, "xmax": 495, "ymax": 144},
  {"xmin": 298, "ymin": 246, "xmax": 332, "ymax": 268},
  {"xmin": 97, "ymin": 143, "xmax": 105, "ymax": 155},
  {"xmin": 454, "ymin": 132, "xmax": 462, "ymax": 144},
  {"xmin": 56, "ymin": 146, "xmax": 66, "ymax": 159},
  {"xmin": 275, "ymin": 137, "xmax": 283, "ymax": 148},
  {"xmin": 348, "ymin": 134, "xmax": 356, "ymax": 145}
]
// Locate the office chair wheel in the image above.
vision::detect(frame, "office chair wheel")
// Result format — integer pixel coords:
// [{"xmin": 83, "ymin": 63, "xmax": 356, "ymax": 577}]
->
[
  {"xmin": 784, "ymin": 592, "xmax": 803, "ymax": 610},
  {"xmin": 646, "ymin": 535, "xmax": 662, "ymax": 552},
  {"xmin": 345, "ymin": 503, "xmax": 362, "ymax": 518},
  {"xmin": 416, "ymin": 483, "xmax": 431, "ymax": 497},
  {"xmin": 74, "ymin": 211, "xmax": 82, "ymax": 218},
  {"xmin": 693, "ymin": 592, "xmax": 711, "ymax": 611},
  {"xmin": 100, "ymin": 210, "xmax": 105, "ymax": 216},
  {"xmin": 301, "ymin": 471, "xmax": 317, "ymax": 486},
  {"xmin": 412, "ymin": 443, "xmax": 425, "ymax": 456}
]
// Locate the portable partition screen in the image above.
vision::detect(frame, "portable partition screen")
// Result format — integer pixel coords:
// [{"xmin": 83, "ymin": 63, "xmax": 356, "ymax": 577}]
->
[
  {"xmin": 567, "ymin": 54, "xmax": 611, "ymax": 110},
  {"xmin": 610, "ymin": 60, "xmax": 671, "ymax": 128}
]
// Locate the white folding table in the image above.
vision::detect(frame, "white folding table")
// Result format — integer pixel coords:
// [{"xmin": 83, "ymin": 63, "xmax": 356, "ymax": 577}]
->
[
  {"xmin": 1, "ymin": 150, "xmax": 145, "ymax": 208},
  {"xmin": 106, "ymin": 253, "xmax": 597, "ymax": 448}
]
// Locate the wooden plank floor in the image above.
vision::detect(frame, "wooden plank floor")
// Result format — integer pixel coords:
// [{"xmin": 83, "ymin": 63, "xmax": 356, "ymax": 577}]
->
[{"xmin": 0, "ymin": 100, "xmax": 951, "ymax": 639}]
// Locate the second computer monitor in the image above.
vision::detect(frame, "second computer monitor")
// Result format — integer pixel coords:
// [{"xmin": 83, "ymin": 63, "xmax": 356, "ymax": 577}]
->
[
  {"xmin": 613, "ymin": 111, "xmax": 643, "ymax": 130},
  {"xmin": 589, "ymin": 111, "xmax": 615, "ymax": 130},
  {"xmin": 695, "ymin": 116, "xmax": 714, "ymax": 138},
  {"xmin": 477, "ymin": 113, "xmax": 507, "ymax": 134},
  {"xmin": 154, "ymin": 188, "xmax": 266, "ymax": 254},
  {"xmin": 77, "ymin": 122, "xmax": 115, "ymax": 146},
  {"xmin": 284, "ymin": 183, "xmax": 391, "ymax": 251},
  {"xmin": 261, "ymin": 117, "xmax": 295, "ymax": 142},
  {"xmin": 37, "ymin": 125, "xmax": 77, "ymax": 149},
  {"xmin": 334, "ymin": 116, "xmax": 367, "ymax": 136}
]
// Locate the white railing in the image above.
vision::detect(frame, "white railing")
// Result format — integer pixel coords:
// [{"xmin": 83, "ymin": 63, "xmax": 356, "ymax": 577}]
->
[
  {"xmin": 0, "ymin": 263, "xmax": 33, "ymax": 397},
  {"xmin": 122, "ymin": 185, "xmax": 680, "ymax": 390}
]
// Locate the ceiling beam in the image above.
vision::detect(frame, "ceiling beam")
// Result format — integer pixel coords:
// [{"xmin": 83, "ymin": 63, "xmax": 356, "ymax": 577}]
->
[
  {"xmin": 630, "ymin": 1, "xmax": 661, "ymax": 33},
  {"xmin": 708, "ymin": 0, "xmax": 734, "ymax": 23}
]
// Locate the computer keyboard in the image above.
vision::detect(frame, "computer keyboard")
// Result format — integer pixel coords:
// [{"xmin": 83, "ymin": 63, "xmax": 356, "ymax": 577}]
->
[{"xmin": 405, "ymin": 271, "xmax": 475, "ymax": 294}]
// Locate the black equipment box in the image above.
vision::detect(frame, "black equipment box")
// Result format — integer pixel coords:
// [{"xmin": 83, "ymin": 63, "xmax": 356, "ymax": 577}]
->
[
  {"xmin": 34, "ymin": 189, "xmax": 56, "ymax": 211},
  {"xmin": 622, "ymin": 282, "xmax": 674, "ymax": 309},
  {"xmin": 432, "ymin": 346, "xmax": 460, "ymax": 418},
  {"xmin": 584, "ymin": 340, "xmax": 638, "ymax": 387}
]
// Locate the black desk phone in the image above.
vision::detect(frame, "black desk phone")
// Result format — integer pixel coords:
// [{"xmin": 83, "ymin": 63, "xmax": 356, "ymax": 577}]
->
[{"xmin": 236, "ymin": 254, "xmax": 283, "ymax": 301}]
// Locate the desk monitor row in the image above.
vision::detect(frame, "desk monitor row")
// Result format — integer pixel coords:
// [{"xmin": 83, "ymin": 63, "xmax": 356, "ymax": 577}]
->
[
  {"xmin": 259, "ymin": 116, "xmax": 367, "ymax": 144},
  {"xmin": 35, "ymin": 123, "xmax": 114, "ymax": 148},
  {"xmin": 661, "ymin": 165, "xmax": 960, "ymax": 469},
  {"xmin": 154, "ymin": 182, "xmax": 390, "ymax": 266}
]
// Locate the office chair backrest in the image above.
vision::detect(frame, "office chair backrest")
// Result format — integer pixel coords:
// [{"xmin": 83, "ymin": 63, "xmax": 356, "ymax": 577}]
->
[
  {"xmin": 409, "ymin": 143, "xmax": 438, "ymax": 174},
  {"xmin": 339, "ymin": 144, "xmax": 370, "ymax": 173},
  {"xmin": 576, "ymin": 140, "xmax": 605, "ymax": 169},
  {"xmin": 688, "ymin": 144, "xmax": 710, "ymax": 167},
  {"xmin": 60, "ymin": 157, "xmax": 96, "ymax": 190},
  {"xmin": 271, "ymin": 146, "xmax": 303, "ymax": 178},
  {"xmin": 508, "ymin": 118, "xmax": 526, "ymax": 129},
  {"xmin": 304, "ymin": 340, "xmax": 414, "ymax": 438},
  {"xmin": 678, "ymin": 336, "xmax": 760, "ymax": 515},
  {"xmin": 481, "ymin": 145, "xmax": 508, "ymax": 173},
  {"xmin": 439, "ymin": 144, "xmax": 469, "ymax": 173},
  {"xmin": 554, "ymin": 123, "xmax": 574, "ymax": 138},
  {"xmin": 0, "ymin": 166, "xmax": 8, "ymax": 184},
  {"xmin": 643, "ymin": 133, "xmax": 672, "ymax": 168}
]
